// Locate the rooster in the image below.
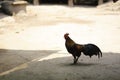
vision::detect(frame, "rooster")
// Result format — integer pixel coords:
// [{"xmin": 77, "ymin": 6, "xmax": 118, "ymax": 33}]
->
[{"xmin": 64, "ymin": 33, "xmax": 102, "ymax": 64}]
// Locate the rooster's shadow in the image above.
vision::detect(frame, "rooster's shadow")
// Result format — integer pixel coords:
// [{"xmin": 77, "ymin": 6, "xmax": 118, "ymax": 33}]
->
[{"xmin": 61, "ymin": 62, "xmax": 98, "ymax": 67}]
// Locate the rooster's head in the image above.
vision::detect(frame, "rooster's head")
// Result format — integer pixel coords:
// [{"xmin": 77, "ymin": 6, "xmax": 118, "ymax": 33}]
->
[{"xmin": 64, "ymin": 33, "xmax": 69, "ymax": 39}]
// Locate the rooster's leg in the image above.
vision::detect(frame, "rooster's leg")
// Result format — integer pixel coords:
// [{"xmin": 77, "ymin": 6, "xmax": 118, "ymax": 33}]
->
[
  {"xmin": 72, "ymin": 55, "xmax": 77, "ymax": 64},
  {"xmin": 75, "ymin": 57, "xmax": 79, "ymax": 63}
]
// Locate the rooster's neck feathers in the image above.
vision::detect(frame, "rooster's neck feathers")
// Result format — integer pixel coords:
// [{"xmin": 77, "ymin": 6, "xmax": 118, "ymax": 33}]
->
[{"xmin": 65, "ymin": 36, "xmax": 75, "ymax": 47}]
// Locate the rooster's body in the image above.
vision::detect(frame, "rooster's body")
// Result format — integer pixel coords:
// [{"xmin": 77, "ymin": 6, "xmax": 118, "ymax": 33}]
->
[{"xmin": 64, "ymin": 33, "xmax": 102, "ymax": 64}]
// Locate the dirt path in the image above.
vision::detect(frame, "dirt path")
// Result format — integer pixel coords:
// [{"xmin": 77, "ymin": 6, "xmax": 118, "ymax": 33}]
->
[{"xmin": 0, "ymin": 5, "xmax": 120, "ymax": 52}]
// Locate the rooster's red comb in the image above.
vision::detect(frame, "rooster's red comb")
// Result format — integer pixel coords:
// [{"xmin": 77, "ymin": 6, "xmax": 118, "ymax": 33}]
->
[
  {"xmin": 64, "ymin": 33, "xmax": 69, "ymax": 39},
  {"xmin": 65, "ymin": 33, "xmax": 69, "ymax": 36}
]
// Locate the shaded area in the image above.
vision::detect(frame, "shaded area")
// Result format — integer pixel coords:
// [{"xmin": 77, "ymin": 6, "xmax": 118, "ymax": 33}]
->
[
  {"xmin": 74, "ymin": 0, "xmax": 109, "ymax": 6},
  {"xmin": 0, "ymin": 52, "xmax": 120, "ymax": 80},
  {"xmin": 0, "ymin": 49, "xmax": 59, "ymax": 73},
  {"xmin": 40, "ymin": 0, "xmax": 68, "ymax": 4},
  {"xmin": 0, "ymin": 13, "xmax": 8, "ymax": 19},
  {"xmin": 26, "ymin": 0, "xmax": 109, "ymax": 5}
]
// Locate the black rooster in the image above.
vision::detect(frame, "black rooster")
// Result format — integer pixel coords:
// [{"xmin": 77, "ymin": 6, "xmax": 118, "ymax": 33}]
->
[{"xmin": 64, "ymin": 33, "xmax": 102, "ymax": 64}]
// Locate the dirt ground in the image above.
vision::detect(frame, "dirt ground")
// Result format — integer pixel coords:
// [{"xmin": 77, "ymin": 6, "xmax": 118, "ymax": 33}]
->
[
  {"xmin": 0, "ymin": 2, "xmax": 120, "ymax": 80},
  {"xmin": 0, "ymin": 5, "xmax": 120, "ymax": 52}
]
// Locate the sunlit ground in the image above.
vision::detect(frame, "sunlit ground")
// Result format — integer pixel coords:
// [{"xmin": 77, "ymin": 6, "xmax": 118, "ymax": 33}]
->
[{"xmin": 0, "ymin": 5, "xmax": 120, "ymax": 80}]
